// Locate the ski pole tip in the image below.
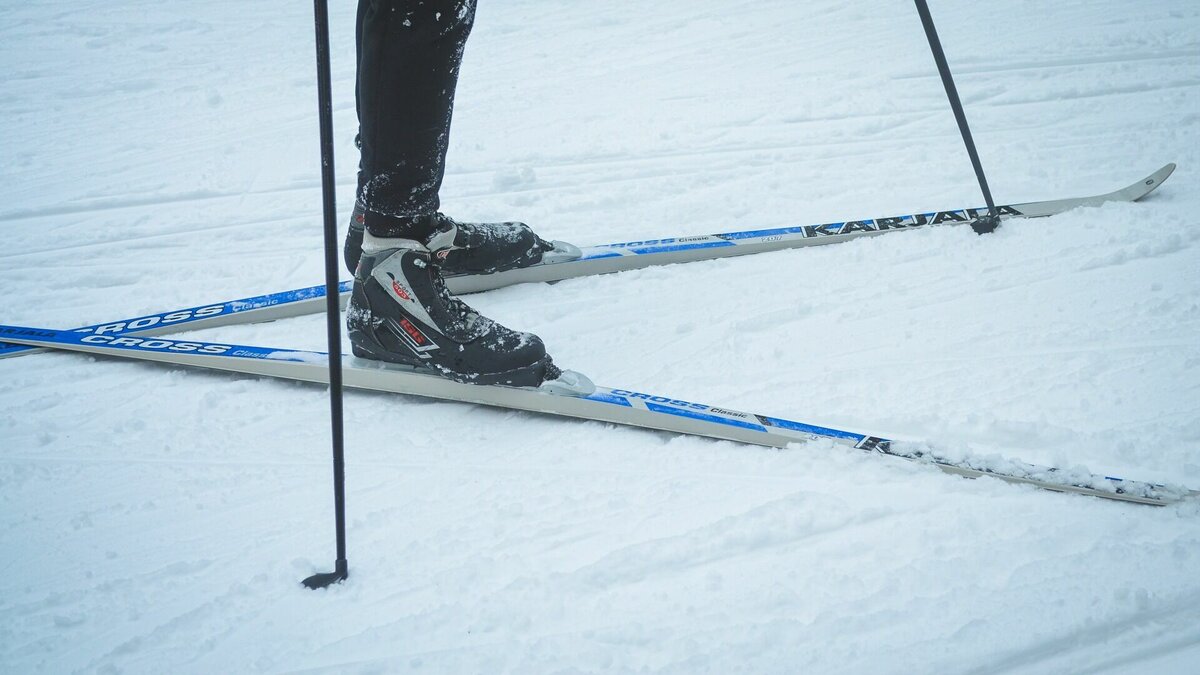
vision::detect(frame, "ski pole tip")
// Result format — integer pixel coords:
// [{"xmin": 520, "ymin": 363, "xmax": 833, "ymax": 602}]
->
[
  {"xmin": 971, "ymin": 213, "xmax": 1001, "ymax": 235},
  {"xmin": 301, "ymin": 558, "xmax": 348, "ymax": 590}
]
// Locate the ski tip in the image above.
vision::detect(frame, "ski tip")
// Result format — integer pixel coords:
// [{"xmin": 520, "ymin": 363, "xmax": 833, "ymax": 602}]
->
[
  {"xmin": 1152, "ymin": 162, "xmax": 1176, "ymax": 182},
  {"xmin": 1133, "ymin": 163, "xmax": 1177, "ymax": 201}
]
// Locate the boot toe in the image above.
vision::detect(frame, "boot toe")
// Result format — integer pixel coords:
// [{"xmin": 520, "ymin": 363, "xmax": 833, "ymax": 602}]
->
[
  {"xmin": 480, "ymin": 327, "xmax": 546, "ymax": 362},
  {"xmin": 443, "ymin": 221, "xmax": 544, "ymax": 274}
]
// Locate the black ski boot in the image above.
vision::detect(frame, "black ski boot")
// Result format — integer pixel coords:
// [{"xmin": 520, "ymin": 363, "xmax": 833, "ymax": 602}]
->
[
  {"xmin": 344, "ymin": 202, "xmax": 576, "ymax": 277},
  {"xmin": 347, "ymin": 231, "xmax": 565, "ymax": 388}
]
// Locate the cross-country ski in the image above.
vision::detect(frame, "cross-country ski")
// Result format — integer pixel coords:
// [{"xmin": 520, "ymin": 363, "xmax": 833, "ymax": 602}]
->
[
  {"xmin": 5, "ymin": 323, "xmax": 1192, "ymax": 507},
  {"xmin": 0, "ymin": 162, "xmax": 1174, "ymax": 361},
  {"xmin": 3, "ymin": 1, "xmax": 1198, "ymax": 673}
]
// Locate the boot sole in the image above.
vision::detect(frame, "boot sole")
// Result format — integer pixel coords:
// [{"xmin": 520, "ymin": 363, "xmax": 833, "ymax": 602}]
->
[{"xmin": 349, "ymin": 327, "xmax": 554, "ymax": 389}]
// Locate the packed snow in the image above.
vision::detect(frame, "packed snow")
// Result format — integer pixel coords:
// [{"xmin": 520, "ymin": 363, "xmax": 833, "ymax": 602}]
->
[{"xmin": 2, "ymin": 1, "xmax": 1200, "ymax": 672}]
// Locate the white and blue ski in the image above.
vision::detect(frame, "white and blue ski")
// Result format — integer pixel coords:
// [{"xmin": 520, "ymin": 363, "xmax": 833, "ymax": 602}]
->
[
  {"xmin": 0, "ymin": 164, "xmax": 1175, "ymax": 361},
  {"xmin": 1, "ymin": 323, "xmax": 1194, "ymax": 507}
]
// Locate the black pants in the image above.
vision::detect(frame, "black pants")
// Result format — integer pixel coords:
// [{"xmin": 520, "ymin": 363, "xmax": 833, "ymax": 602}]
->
[{"xmin": 356, "ymin": 0, "xmax": 475, "ymax": 238}]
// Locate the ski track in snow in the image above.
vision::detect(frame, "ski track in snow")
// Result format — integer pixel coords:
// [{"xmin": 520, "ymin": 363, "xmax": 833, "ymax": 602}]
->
[{"xmin": 2, "ymin": 1, "xmax": 1200, "ymax": 673}]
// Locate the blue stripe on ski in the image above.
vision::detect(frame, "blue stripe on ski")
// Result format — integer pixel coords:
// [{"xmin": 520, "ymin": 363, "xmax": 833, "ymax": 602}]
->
[
  {"xmin": 585, "ymin": 391, "xmax": 634, "ymax": 407},
  {"xmin": 586, "ymin": 240, "xmax": 736, "ymax": 257},
  {"xmin": 2, "ymin": 344, "xmax": 33, "ymax": 357},
  {"xmin": 624, "ymin": 241, "xmax": 735, "ymax": 255},
  {"xmin": 573, "ymin": 249, "xmax": 624, "ymax": 260},
  {"xmin": 713, "ymin": 225, "xmax": 810, "ymax": 240},
  {"xmin": 0, "ymin": 325, "xmax": 320, "ymax": 362},
  {"xmin": 0, "ymin": 281, "xmax": 347, "ymax": 358},
  {"xmin": 758, "ymin": 415, "xmax": 866, "ymax": 442},
  {"xmin": 222, "ymin": 283, "xmax": 328, "ymax": 312},
  {"xmin": 644, "ymin": 402, "xmax": 768, "ymax": 432}
]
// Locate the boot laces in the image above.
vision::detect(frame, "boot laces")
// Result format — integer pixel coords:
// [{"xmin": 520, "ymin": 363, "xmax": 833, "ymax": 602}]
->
[{"xmin": 427, "ymin": 258, "xmax": 488, "ymax": 335}]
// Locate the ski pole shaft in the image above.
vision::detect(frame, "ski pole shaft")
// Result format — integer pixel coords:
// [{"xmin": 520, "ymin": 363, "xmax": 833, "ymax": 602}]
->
[
  {"xmin": 913, "ymin": 0, "xmax": 999, "ymax": 234},
  {"xmin": 303, "ymin": 0, "xmax": 349, "ymax": 590}
]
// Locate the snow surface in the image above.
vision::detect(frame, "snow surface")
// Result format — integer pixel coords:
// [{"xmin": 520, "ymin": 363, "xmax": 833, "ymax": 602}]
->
[{"xmin": 3, "ymin": 1, "xmax": 1200, "ymax": 672}]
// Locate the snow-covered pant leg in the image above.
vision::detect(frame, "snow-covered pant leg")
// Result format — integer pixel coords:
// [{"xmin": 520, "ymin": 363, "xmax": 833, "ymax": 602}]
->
[{"xmin": 355, "ymin": 0, "xmax": 476, "ymax": 239}]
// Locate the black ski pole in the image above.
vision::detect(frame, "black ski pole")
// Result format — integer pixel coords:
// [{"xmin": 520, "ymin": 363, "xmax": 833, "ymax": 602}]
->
[
  {"xmin": 913, "ymin": 0, "xmax": 1000, "ymax": 234},
  {"xmin": 302, "ymin": 0, "xmax": 349, "ymax": 590}
]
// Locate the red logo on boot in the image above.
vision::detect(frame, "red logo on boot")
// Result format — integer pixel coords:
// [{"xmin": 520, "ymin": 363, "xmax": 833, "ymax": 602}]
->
[
  {"xmin": 391, "ymin": 280, "xmax": 412, "ymax": 301},
  {"xmin": 398, "ymin": 318, "xmax": 427, "ymax": 345}
]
